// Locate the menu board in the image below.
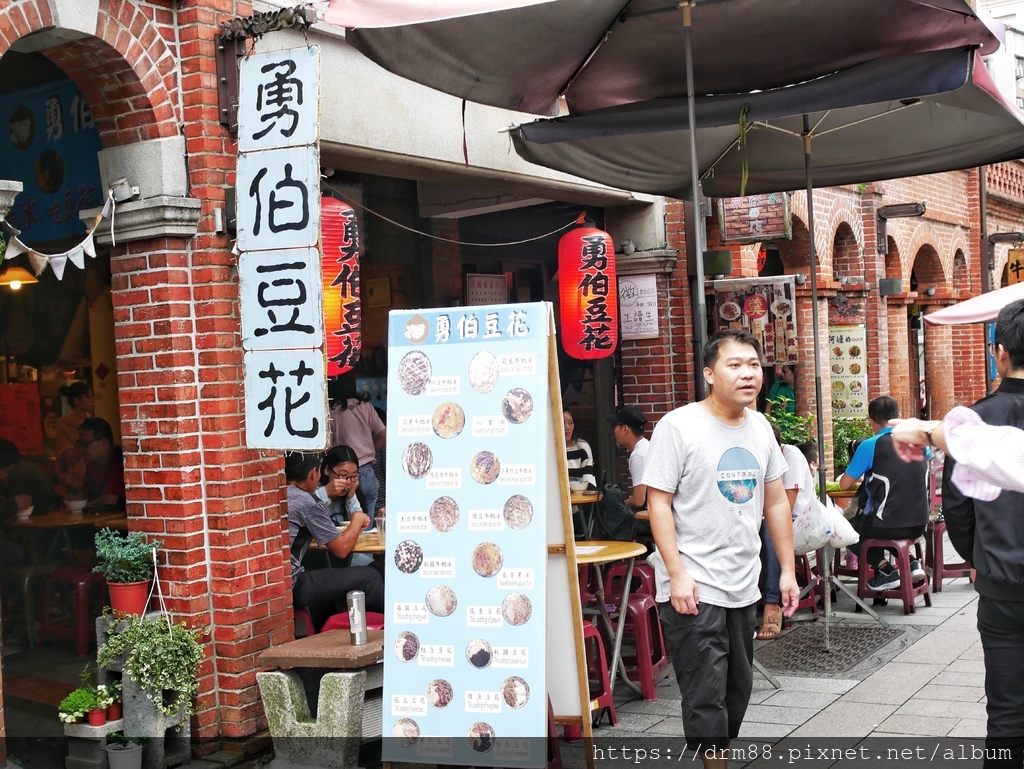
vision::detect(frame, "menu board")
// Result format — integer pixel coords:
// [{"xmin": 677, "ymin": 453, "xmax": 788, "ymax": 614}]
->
[
  {"xmin": 713, "ymin": 277, "xmax": 798, "ymax": 365},
  {"xmin": 383, "ymin": 302, "xmax": 549, "ymax": 767},
  {"xmin": 828, "ymin": 324, "xmax": 868, "ymax": 418}
]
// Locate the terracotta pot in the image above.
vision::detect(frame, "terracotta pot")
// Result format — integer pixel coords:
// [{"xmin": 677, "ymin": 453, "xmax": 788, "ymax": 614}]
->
[
  {"xmin": 107, "ymin": 702, "xmax": 122, "ymax": 720},
  {"xmin": 87, "ymin": 709, "xmax": 106, "ymax": 726},
  {"xmin": 107, "ymin": 580, "xmax": 150, "ymax": 616}
]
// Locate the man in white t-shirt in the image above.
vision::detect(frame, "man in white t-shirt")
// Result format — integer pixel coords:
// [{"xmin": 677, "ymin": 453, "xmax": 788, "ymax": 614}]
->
[
  {"xmin": 609, "ymin": 405, "xmax": 650, "ymax": 510},
  {"xmin": 645, "ymin": 330, "xmax": 797, "ymax": 769}
]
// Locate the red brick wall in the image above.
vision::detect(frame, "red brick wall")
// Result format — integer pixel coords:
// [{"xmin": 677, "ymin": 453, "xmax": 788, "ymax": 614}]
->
[{"xmin": 0, "ymin": 0, "xmax": 280, "ymax": 751}]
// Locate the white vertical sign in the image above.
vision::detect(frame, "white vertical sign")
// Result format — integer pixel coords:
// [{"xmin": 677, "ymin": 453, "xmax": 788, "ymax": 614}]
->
[
  {"xmin": 618, "ymin": 273, "xmax": 659, "ymax": 340},
  {"xmin": 237, "ymin": 46, "xmax": 327, "ymax": 450}
]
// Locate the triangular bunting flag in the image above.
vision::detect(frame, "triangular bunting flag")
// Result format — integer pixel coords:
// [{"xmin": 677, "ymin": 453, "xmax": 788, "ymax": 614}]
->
[
  {"xmin": 4, "ymin": 237, "xmax": 26, "ymax": 260},
  {"xmin": 27, "ymin": 250, "xmax": 48, "ymax": 276},
  {"xmin": 1, "ymin": 218, "xmax": 20, "ymax": 239},
  {"xmin": 70, "ymin": 242, "xmax": 87, "ymax": 267},
  {"xmin": 101, "ymin": 195, "xmax": 113, "ymax": 219},
  {"xmin": 49, "ymin": 253, "xmax": 68, "ymax": 281}
]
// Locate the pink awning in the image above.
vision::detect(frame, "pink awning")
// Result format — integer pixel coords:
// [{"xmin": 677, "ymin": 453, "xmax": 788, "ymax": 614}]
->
[
  {"xmin": 323, "ymin": 0, "xmax": 556, "ymax": 28},
  {"xmin": 924, "ymin": 283, "xmax": 1024, "ymax": 326}
]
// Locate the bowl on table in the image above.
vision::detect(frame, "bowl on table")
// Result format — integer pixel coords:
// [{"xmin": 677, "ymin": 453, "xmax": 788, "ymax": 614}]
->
[
  {"xmin": 16, "ymin": 506, "xmax": 33, "ymax": 520},
  {"xmin": 569, "ymin": 481, "xmax": 590, "ymax": 493},
  {"xmin": 66, "ymin": 499, "xmax": 87, "ymax": 514}
]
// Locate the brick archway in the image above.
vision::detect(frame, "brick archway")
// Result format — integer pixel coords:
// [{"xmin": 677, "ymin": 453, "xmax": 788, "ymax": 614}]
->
[{"xmin": 0, "ymin": 0, "xmax": 179, "ymax": 146}]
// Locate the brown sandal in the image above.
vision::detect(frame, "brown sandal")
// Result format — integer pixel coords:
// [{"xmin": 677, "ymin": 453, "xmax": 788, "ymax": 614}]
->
[{"xmin": 757, "ymin": 605, "xmax": 783, "ymax": 640}]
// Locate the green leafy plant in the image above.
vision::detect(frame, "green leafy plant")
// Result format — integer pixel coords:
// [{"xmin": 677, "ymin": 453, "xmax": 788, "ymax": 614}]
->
[
  {"xmin": 832, "ymin": 417, "xmax": 873, "ymax": 471},
  {"xmin": 106, "ymin": 731, "xmax": 145, "ymax": 748},
  {"xmin": 93, "ymin": 529, "xmax": 162, "ymax": 584},
  {"xmin": 59, "ymin": 687, "xmax": 104, "ymax": 723},
  {"xmin": 765, "ymin": 398, "xmax": 815, "ymax": 445},
  {"xmin": 97, "ymin": 610, "xmax": 205, "ymax": 718}
]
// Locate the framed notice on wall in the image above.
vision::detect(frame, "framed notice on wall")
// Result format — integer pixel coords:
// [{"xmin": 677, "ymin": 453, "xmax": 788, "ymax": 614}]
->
[
  {"xmin": 466, "ymin": 274, "xmax": 509, "ymax": 306},
  {"xmin": 618, "ymin": 274, "xmax": 659, "ymax": 340}
]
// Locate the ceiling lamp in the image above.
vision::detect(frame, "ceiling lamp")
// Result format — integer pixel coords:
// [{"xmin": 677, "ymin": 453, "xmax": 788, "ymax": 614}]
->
[{"xmin": 0, "ymin": 265, "xmax": 39, "ymax": 290}]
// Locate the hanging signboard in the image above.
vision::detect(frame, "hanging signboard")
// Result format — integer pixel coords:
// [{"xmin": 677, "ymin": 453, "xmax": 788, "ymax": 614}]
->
[
  {"xmin": 618, "ymin": 274, "xmax": 659, "ymax": 341},
  {"xmin": 237, "ymin": 46, "xmax": 327, "ymax": 450},
  {"xmin": 383, "ymin": 302, "xmax": 557, "ymax": 767},
  {"xmin": 828, "ymin": 324, "xmax": 868, "ymax": 418},
  {"xmin": 466, "ymin": 274, "xmax": 508, "ymax": 306},
  {"xmin": 718, "ymin": 192, "xmax": 792, "ymax": 244},
  {"xmin": 713, "ymin": 276, "xmax": 798, "ymax": 365},
  {"xmin": 1008, "ymin": 249, "xmax": 1024, "ymax": 286}
]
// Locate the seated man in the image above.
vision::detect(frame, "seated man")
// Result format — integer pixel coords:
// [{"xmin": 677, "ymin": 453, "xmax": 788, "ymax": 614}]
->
[
  {"xmin": 609, "ymin": 405, "xmax": 649, "ymax": 510},
  {"xmin": 838, "ymin": 396, "xmax": 929, "ymax": 592},
  {"xmin": 78, "ymin": 417, "xmax": 125, "ymax": 510},
  {"xmin": 286, "ymin": 451, "xmax": 384, "ymax": 631}
]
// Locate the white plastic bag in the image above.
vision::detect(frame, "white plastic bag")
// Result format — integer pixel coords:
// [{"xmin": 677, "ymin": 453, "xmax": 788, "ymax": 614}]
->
[
  {"xmin": 792, "ymin": 498, "xmax": 832, "ymax": 555},
  {"xmin": 825, "ymin": 499, "xmax": 860, "ymax": 548}
]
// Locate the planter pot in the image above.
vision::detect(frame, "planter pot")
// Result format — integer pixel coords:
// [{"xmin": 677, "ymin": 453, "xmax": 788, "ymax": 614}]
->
[
  {"xmin": 106, "ymin": 743, "xmax": 143, "ymax": 769},
  {"xmin": 87, "ymin": 709, "xmax": 106, "ymax": 726},
  {"xmin": 107, "ymin": 702, "xmax": 122, "ymax": 720},
  {"xmin": 107, "ymin": 580, "xmax": 150, "ymax": 616}
]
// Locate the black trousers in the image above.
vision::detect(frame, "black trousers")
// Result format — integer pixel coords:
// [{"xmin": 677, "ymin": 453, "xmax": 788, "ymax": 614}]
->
[
  {"xmin": 979, "ymin": 596, "xmax": 1024, "ymax": 769},
  {"xmin": 292, "ymin": 565, "xmax": 385, "ymax": 631},
  {"xmin": 847, "ymin": 518, "xmax": 925, "ymax": 567}
]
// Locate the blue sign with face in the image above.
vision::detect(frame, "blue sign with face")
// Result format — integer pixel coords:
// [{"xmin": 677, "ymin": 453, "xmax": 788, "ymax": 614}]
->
[{"xmin": 0, "ymin": 78, "xmax": 103, "ymax": 245}]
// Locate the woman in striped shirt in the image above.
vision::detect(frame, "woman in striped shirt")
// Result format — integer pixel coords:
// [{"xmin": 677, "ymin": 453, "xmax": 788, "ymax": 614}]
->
[{"xmin": 563, "ymin": 410, "xmax": 597, "ymax": 489}]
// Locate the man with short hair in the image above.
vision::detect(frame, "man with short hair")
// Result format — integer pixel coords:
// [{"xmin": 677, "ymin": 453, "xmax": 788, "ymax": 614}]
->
[
  {"xmin": 838, "ymin": 396, "xmax": 929, "ymax": 592},
  {"xmin": 285, "ymin": 451, "xmax": 384, "ymax": 631},
  {"xmin": 943, "ymin": 299, "xmax": 1024, "ymax": 769},
  {"xmin": 78, "ymin": 417, "xmax": 125, "ymax": 510},
  {"xmin": 645, "ymin": 329, "xmax": 797, "ymax": 769},
  {"xmin": 609, "ymin": 405, "xmax": 650, "ymax": 510}
]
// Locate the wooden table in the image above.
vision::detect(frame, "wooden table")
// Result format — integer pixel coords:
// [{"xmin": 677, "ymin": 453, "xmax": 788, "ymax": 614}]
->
[
  {"xmin": 8, "ymin": 509, "xmax": 124, "ymax": 560},
  {"xmin": 311, "ymin": 530, "xmax": 386, "ymax": 556},
  {"xmin": 575, "ymin": 540, "xmax": 647, "ymax": 698},
  {"xmin": 571, "ymin": 491, "xmax": 603, "ymax": 538},
  {"xmin": 259, "ymin": 628, "xmax": 384, "ymax": 669}
]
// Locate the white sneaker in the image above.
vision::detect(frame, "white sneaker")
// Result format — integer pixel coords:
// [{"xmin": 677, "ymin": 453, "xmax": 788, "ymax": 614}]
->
[{"xmin": 910, "ymin": 558, "xmax": 926, "ymax": 582}]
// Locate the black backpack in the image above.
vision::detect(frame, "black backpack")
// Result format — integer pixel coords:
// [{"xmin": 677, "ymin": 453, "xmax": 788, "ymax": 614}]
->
[{"xmin": 595, "ymin": 484, "xmax": 636, "ymax": 541}]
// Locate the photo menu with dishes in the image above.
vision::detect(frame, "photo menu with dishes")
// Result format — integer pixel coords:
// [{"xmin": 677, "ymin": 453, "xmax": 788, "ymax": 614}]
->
[
  {"xmin": 382, "ymin": 303, "xmax": 550, "ymax": 767},
  {"xmin": 828, "ymin": 324, "xmax": 868, "ymax": 418}
]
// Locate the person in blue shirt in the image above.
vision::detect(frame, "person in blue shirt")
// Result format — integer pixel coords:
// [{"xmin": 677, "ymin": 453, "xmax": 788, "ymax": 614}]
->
[
  {"xmin": 316, "ymin": 444, "xmax": 383, "ymax": 575},
  {"xmin": 838, "ymin": 396, "xmax": 930, "ymax": 592}
]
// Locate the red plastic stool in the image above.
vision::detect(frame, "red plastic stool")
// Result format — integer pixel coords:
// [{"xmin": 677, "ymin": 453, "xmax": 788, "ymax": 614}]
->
[
  {"xmin": 794, "ymin": 554, "xmax": 821, "ymax": 619},
  {"xmin": 320, "ymin": 610, "xmax": 386, "ymax": 633},
  {"xmin": 926, "ymin": 519, "xmax": 972, "ymax": 593},
  {"xmin": 293, "ymin": 607, "xmax": 316, "ymax": 637},
  {"xmin": 856, "ymin": 538, "xmax": 931, "ymax": 614},
  {"xmin": 564, "ymin": 620, "xmax": 617, "ymax": 738},
  {"xmin": 39, "ymin": 565, "xmax": 107, "ymax": 657},
  {"xmin": 604, "ymin": 562, "xmax": 656, "ymax": 602},
  {"xmin": 577, "ymin": 564, "xmax": 599, "ymax": 609},
  {"xmin": 619, "ymin": 593, "xmax": 670, "ymax": 701}
]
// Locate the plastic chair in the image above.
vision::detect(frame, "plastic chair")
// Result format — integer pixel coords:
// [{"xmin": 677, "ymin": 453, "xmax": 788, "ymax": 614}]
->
[
  {"xmin": 793, "ymin": 553, "xmax": 821, "ymax": 619},
  {"xmin": 619, "ymin": 593, "xmax": 670, "ymax": 701},
  {"xmin": 39, "ymin": 565, "xmax": 107, "ymax": 657},
  {"xmin": 293, "ymin": 607, "xmax": 316, "ymax": 637},
  {"xmin": 603, "ymin": 562, "xmax": 656, "ymax": 602},
  {"xmin": 564, "ymin": 620, "xmax": 617, "ymax": 738},
  {"xmin": 856, "ymin": 537, "xmax": 931, "ymax": 615},
  {"xmin": 926, "ymin": 519, "xmax": 972, "ymax": 593},
  {"xmin": 1, "ymin": 561, "xmax": 59, "ymax": 649}
]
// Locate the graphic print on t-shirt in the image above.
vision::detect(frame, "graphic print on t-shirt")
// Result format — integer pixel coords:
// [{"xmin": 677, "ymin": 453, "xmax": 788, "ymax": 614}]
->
[{"xmin": 716, "ymin": 447, "xmax": 760, "ymax": 504}]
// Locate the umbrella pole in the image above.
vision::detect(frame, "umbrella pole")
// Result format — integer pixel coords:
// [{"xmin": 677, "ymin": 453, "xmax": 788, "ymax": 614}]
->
[
  {"xmin": 804, "ymin": 118, "xmax": 888, "ymax": 646},
  {"xmin": 682, "ymin": 1, "xmax": 708, "ymax": 398}
]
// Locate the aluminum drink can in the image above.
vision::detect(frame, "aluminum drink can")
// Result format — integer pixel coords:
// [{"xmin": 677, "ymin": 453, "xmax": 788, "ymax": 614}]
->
[{"xmin": 347, "ymin": 590, "xmax": 367, "ymax": 645}]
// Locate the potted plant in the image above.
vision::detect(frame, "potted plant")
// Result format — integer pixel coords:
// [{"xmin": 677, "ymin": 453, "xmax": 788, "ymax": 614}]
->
[
  {"xmin": 93, "ymin": 529, "xmax": 162, "ymax": 616},
  {"xmin": 101, "ymin": 680, "xmax": 122, "ymax": 720},
  {"xmin": 105, "ymin": 731, "xmax": 144, "ymax": 769},
  {"xmin": 58, "ymin": 687, "xmax": 95, "ymax": 724},
  {"xmin": 98, "ymin": 610, "xmax": 205, "ymax": 719}
]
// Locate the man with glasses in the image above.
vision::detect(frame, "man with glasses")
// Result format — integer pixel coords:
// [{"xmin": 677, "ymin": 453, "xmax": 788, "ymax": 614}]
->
[
  {"xmin": 944, "ymin": 299, "xmax": 1024, "ymax": 769},
  {"xmin": 78, "ymin": 417, "xmax": 125, "ymax": 510}
]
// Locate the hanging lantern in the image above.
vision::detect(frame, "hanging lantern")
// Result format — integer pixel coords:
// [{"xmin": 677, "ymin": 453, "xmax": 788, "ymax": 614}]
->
[
  {"xmin": 321, "ymin": 195, "xmax": 361, "ymax": 376},
  {"xmin": 558, "ymin": 221, "xmax": 618, "ymax": 359}
]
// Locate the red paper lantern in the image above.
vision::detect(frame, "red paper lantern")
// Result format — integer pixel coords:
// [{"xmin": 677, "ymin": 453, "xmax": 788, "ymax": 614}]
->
[
  {"xmin": 558, "ymin": 224, "xmax": 618, "ymax": 359},
  {"xmin": 321, "ymin": 196, "xmax": 361, "ymax": 376}
]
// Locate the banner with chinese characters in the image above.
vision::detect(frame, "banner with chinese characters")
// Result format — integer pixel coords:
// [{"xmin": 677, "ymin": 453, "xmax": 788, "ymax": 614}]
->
[
  {"xmin": 383, "ymin": 302, "xmax": 550, "ymax": 767},
  {"xmin": 828, "ymin": 324, "xmax": 868, "ymax": 418},
  {"xmin": 618, "ymin": 273, "xmax": 659, "ymax": 340},
  {"xmin": 712, "ymin": 276, "xmax": 798, "ymax": 365},
  {"xmin": 717, "ymin": 192, "xmax": 791, "ymax": 244},
  {"xmin": 1008, "ymin": 249, "xmax": 1024, "ymax": 286},
  {"xmin": 237, "ymin": 46, "xmax": 328, "ymax": 450}
]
